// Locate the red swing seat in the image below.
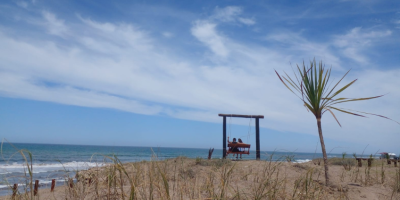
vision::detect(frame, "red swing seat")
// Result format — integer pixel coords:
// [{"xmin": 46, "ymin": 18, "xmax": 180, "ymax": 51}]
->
[{"xmin": 226, "ymin": 142, "xmax": 250, "ymax": 155}]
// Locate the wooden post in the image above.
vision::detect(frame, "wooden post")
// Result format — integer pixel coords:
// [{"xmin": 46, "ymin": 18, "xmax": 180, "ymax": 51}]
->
[
  {"xmin": 12, "ymin": 183, "xmax": 18, "ymax": 198},
  {"xmin": 223, "ymin": 116, "xmax": 226, "ymax": 159},
  {"xmin": 34, "ymin": 180, "xmax": 39, "ymax": 196},
  {"xmin": 256, "ymin": 118, "xmax": 260, "ymax": 160},
  {"xmin": 368, "ymin": 159, "xmax": 372, "ymax": 167},
  {"xmin": 69, "ymin": 178, "xmax": 73, "ymax": 188},
  {"xmin": 208, "ymin": 148, "xmax": 214, "ymax": 160},
  {"xmin": 51, "ymin": 179, "xmax": 56, "ymax": 192},
  {"xmin": 357, "ymin": 158, "xmax": 362, "ymax": 167}
]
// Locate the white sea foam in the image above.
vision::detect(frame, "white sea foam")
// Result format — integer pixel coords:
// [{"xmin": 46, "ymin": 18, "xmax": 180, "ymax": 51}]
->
[
  {"xmin": 0, "ymin": 161, "xmax": 106, "ymax": 174},
  {"xmin": 0, "ymin": 178, "xmax": 69, "ymax": 190},
  {"xmin": 0, "ymin": 182, "xmax": 27, "ymax": 190},
  {"xmin": 0, "ymin": 185, "xmax": 9, "ymax": 189},
  {"xmin": 294, "ymin": 159, "xmax": 311, "ymax": 163}
]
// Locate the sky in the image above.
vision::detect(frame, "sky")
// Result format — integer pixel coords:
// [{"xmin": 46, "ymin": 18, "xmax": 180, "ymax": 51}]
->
[{"xmin": 0, "ymin": 0, "xmax": 399, "ymax": 155}]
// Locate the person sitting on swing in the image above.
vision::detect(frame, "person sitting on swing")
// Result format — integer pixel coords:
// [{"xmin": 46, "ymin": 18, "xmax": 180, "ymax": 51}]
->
[
  {"xmin": 228, "ymin": 137, "xmax": 240, "ymax": 159},
  {"xmin": 238, "ymin": 138, "xmax": 244, "ymax": 159}
]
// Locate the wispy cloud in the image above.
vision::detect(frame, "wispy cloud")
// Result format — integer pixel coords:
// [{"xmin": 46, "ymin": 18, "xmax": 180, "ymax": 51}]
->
[
  {"xmin": 333, "ymin": 27, "xmax": 391, "ymax": 64},
  {"xmin": 190, "ymin": 6, "xmax": 256, "ymax": 59},
  {"xmin": 0, "ymin": 72, "xmax": 162, "ymax": 115},
  {"xmin": 191, "ymin": 20, "xmax": 229, "ymax": 57},
  {"xmin": 212, "ymin": 6, "xmax": 242, "ymax": 22},
  {"xmin": 162, "ymin": 31, "xmax": 173, "ymax": 38},
  {"xmin": 15, "ymin": 1, "xmax": 28, "ymax": 8},
  {"xmin": 394, "ymin": 19, "xmax": 400, "ymax": 29},
  {"xmin": 78, "ymin": 16, "xmax": 153, "ymax": 52},
  {"xmin": 238, "ymin": 17, "xmax": 255, "ymax": 25},
  {"xmin": 42, "ymin": 11, "xmax": 69, "ymax": 37},
  {"xmin": 265, "ymin": 31, "xmax": 342, "ymax": 70},
  {"xmin": 212, "ymin": 6, "xmax": 255, "ymax": 25}
]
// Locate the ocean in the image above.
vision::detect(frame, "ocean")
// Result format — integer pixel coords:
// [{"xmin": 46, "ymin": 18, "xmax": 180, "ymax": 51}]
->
[{"xmin": 0, "ymin": 143, "xmax": 346, "ymax": 196}]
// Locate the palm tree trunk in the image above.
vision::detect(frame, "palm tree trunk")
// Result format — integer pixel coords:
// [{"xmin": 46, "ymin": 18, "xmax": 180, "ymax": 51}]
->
[{"xmin": 317, "ymin": 117, "xmax": 329, "ymax": 186}]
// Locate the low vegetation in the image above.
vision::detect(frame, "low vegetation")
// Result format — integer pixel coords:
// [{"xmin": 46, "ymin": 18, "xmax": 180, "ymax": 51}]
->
[{"xmin": 2, "ymin": 152, "xmax": 400, "ymax": 200}]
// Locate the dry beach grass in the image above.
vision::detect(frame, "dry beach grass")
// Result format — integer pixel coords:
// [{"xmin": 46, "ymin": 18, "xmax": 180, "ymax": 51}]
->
[{"xmin": 1, "ymin": 154, "xmax": 400, "ymax": 200}]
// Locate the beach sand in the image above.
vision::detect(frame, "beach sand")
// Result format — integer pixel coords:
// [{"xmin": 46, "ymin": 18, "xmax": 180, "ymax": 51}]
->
[{"xmin": 1, "ymin": 157, "xmax": 399, "ymax": 199}]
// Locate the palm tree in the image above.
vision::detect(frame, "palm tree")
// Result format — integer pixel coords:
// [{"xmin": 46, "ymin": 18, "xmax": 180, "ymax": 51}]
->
[{"xmin": 275, "ymin": 59, "xmax": 397, "ymax": 186}]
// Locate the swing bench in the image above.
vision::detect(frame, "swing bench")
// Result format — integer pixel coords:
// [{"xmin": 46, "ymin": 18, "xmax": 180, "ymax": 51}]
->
[
  {"xmin": 226, "ymin": 142, "xmax": 251, "ymax": 155},
  {"xmin": 219, "ymin": 114, "xmax": 264, "ymax": 160}
]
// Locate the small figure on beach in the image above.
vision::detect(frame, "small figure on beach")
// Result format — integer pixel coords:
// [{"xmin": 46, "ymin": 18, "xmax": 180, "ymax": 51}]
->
[
  {"xmin": 232, "ymin": 138, "xmax": 237, "ymax": 144},
  {"xmin": 238, "ymin": 138, "xmax": 243, "ymax": 159},
  {"xmin": 228, "ymin": 137, "xmax": 240, "ymax": 159}
]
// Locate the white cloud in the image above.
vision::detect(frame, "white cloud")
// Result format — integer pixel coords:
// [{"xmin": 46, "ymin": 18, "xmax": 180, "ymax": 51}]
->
[
  {"xmin": 80, "ymin": 17, "xmax": 116, "ymax": 32},
  {"xmin": 191, "ymin": 20, "xmax": 229, "ymax": 57},
  {"xmin": 238, "ymin": 17, "xmax": 255, "ymax": 25},
  {"xmin": 394, "ymin": 19, "xmax": 400, "ymax": 29},
  {"xmin": 16, "ymin": 1, "xmax": 28, "ymax": 8},
  {"xmin": 333, "ymin": 27, "xmax": 391, "ymax": 64},
  {"xmin": 189, "ymin": 6, "xmax": 256, "ymax": 58},
  {"xmin": 162, "ymin": 31, "xmax": 173, "ymax": 38},
  {"xmin": 78, "ymin": 16, "xmax": 153, "ymax": 52},
  {"xmin": 213, "ymin": 6, "xmax": 242, "ymax": 22},
  {"xmin": 0, "ymin": 72, "xmax": 162, "ymax": 115},
  {"xmin": 265, "ymin": 32, "xmax": 342, "ymax": 70},
  {"xmin": 42, "ymin": 11, "xmax": 68, "ymax": 36},
  {"xmin": 265, "ymin": 27, "xmax": 392, "ymax": 69},
  {"xmin": 212, "ymin": 6, "xmax": 255, "ymax": 25}
]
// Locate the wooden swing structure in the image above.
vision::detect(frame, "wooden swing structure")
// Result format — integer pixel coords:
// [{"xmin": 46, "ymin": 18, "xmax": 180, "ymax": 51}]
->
[{"xmin": 219, "ymin": 114, "xmax": 264, "ymax": 160}]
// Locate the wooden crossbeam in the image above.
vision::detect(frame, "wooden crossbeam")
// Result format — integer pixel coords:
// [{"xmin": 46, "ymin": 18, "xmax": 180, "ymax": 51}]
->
[{"xmin": 218, "ymin": 114, "xmax": 264, "ymax": 118}]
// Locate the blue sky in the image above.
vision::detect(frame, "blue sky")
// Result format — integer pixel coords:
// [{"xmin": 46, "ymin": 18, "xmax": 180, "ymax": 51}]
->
[{"xmin": 0, "ymin": 0, "xmax": 399, "ymax": 155}]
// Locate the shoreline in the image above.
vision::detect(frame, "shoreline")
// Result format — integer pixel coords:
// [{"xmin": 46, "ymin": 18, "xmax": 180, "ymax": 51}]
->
[{"xmin": 4, "ymin": 142, "xmax": 383, "ymax": 156}]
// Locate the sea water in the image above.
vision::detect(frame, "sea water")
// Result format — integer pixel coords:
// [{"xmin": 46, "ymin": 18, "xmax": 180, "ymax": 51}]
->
[{"xmin": 0, "ymin": 143, "xmax": 343, "ymax": 196}]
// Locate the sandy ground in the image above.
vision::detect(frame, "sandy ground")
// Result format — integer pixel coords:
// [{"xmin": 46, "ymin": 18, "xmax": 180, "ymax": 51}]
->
[{"xmin": 1, "ymin": 158, "xmax": 399, "ymax": 199}]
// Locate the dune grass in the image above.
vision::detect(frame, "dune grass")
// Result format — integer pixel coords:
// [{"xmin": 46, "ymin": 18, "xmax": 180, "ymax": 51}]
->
[{"xmin": 1, "ymin": 147, "xmax": 400, "ymax": 199}]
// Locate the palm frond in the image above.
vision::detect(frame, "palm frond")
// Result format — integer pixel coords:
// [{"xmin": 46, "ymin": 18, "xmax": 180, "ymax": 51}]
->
[
  {"xmin": 339, "ymin": 108, "xmax": 400, "ymax": 125},
  {"xmin": 282, "ymin": 75, "xmax": 301, "ymax": 93},
  {"xmin": 327, "ymin": 95, "xmax": 384, "ymax": 106},
  {"xmin": 284, "ymin": 71, "xmax": 302, "ymax": 92},
  {"xmin": 322, "ymin": 69, "xmax": 352, "ymax": 105},
  {"xmin": 325, "ymin": 108, "xmax": 342, "ymax": 127},
  {"xmin": 325, "ymin": 79, "xmax": 357, "ymax": 101},
  {"xmin": 275, "ymin": 59, "xmax": 397, "ymax": 127},
  {"xmin": 275, "ymin": 70, "xmax": 302, "ymax": 100},
  {"xmin": 327, "ymin": 106, "xmax": 366, "ymax": 118},
  {"xmin": 303, "ymin": 101, "xmax": 316, "ymax": 115},
  {"xmin": 291, "ymin": 66, "xmax": 302, "ymax": 88}
]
